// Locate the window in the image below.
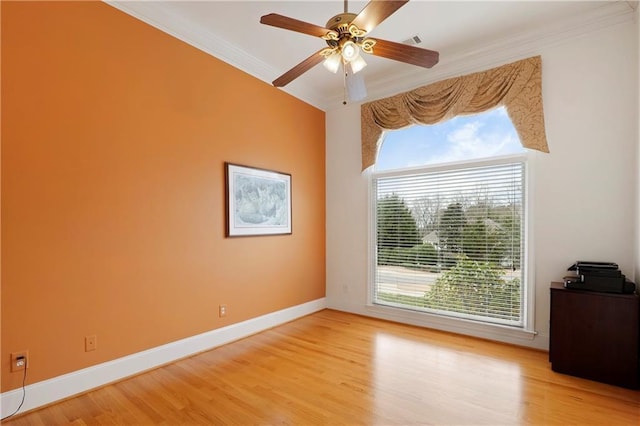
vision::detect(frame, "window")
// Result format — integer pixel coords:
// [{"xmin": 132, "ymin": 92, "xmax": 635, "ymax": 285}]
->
[{"xmin": 371, "ymin": 107, "xmax": 529, "ymax": 328}]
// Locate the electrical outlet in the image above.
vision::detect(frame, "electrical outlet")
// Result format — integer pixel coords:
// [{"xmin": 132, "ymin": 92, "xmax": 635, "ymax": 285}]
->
[
  {"xmin": 10, "ymin": 351, "xmax": 29, "ymax": 372},
  {"xmin": 85, "ymin": 335, "xmax": 97, "ymax": 352},
  {"xmin": 219, "ymin": 304, "xmax": 227, "ymax": 318}
]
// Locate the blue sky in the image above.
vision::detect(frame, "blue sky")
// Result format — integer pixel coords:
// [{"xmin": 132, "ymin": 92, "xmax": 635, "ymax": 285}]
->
[{"xmin": 375, "ymin": 107, "xmax": 525, "ymax": 171}]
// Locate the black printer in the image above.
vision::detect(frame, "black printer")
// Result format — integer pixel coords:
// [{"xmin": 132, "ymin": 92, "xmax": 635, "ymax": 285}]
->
[{"xmin": 564, "ymin": 261, "xmax": 636, "ymax": 294}]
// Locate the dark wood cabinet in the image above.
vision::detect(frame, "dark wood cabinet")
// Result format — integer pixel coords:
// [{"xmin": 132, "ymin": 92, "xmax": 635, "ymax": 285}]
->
[{"xmin": 549, "ymin": 282, "xmax": 639, "ymax": 389}]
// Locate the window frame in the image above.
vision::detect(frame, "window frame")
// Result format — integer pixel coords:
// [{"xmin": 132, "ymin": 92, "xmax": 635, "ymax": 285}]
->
[{"xmin": 367, "ymin": 152, "xmax": 537, "ymax": 340}]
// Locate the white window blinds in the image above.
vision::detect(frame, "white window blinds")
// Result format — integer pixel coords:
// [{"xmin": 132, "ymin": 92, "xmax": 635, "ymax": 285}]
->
[{"xmin": 373, "ymin": 158, "xmax": 525, "ymax": 326}]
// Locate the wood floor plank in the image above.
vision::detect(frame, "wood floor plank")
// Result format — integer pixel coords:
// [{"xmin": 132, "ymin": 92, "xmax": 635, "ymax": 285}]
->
[{"xmin": 3, "ymin": 309, "xmax": 639, "ymax": 425}]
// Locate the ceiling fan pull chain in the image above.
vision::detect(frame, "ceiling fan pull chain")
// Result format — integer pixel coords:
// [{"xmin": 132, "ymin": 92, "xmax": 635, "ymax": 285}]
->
[{"xmin": 342, "ymin": 63, "xmax": 348, "ymax": 105}]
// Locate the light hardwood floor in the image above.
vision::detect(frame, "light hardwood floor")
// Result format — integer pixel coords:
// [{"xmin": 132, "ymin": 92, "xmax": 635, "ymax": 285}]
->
[{"xmin": 3, "ymin": 309, "xmax": 639, "ymax": 425}]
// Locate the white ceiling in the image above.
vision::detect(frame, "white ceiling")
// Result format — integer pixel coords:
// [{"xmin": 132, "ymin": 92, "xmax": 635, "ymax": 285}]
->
[{"xmin": 107, "ymin": 1, "xmax": 636, "ymax": 111}]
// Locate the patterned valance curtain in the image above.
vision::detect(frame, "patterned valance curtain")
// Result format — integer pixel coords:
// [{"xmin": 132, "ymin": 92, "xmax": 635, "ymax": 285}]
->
[{"xmin": 361, "ymin": 56, "xmax": 548, "ymax": 171}]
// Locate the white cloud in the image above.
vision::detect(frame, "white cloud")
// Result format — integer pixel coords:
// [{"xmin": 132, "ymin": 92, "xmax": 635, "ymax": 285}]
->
[
  {"xmin": 426, "ymin": 119, "xmax": 521, "ymax": 164},
  {"xmin": 449, "ymin": 121, "xmax": 484, "ymax": 144},
  {"xmin": 376, "ymin": 107, "xmax": 523, "ymax": 171}
]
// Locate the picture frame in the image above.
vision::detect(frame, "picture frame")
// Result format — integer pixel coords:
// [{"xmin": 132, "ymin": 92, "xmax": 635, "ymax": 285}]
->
[{"xmin": 225, "ymin": 163, "xmax": 292, "ymax": 237}]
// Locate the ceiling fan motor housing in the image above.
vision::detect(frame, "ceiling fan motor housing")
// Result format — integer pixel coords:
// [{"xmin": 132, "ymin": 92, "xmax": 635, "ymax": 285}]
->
[
  {"xmin": 325, "ymin": 12, "xmax": 357, "ymax": 30},
  {"xmin": 325, "ymin": 13, "xmax": 360, "ymax": 47}
]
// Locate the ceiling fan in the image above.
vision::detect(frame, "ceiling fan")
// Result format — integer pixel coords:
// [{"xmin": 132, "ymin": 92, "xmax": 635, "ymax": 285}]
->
[{"xmin": 260, "ymin": 0, "xmax": 439, "ymax": 101}]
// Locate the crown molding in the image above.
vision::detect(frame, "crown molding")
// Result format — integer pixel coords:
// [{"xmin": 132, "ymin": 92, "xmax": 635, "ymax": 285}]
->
[
  {"xmin": 106, "ymin": 1, "xmax": 634, "ymax": 112},
  {"xmin": 324, "ymin": 0, "xmax": 637, "ymax": 110}
]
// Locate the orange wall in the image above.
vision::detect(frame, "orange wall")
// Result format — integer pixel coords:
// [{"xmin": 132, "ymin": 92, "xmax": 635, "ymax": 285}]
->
[{"xmin": 1, "ymin": 1, "xmax": 325, "ymax": 391}]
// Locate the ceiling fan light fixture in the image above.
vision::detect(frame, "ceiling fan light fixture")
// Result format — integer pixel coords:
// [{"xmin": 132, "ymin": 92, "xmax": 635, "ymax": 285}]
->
[
  {"xmin": 349, "ymin": 55, "xmax": 367, "ymax": 74},
  {"xmin": 341, "ymin": 40, "xmax": 359, "ymax": 62},
  {"xmin": 323, "ymin": 52, "xmax": 342, "ymax": 73},
  {"xmin": 260, "ymin": 0, "xmax": 440, "ymax": 100}
]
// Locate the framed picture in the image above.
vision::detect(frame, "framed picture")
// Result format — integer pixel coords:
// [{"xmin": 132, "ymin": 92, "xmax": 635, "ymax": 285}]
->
[{"xmin": 225, "ymin": 163, "xmax": 292, "ymax": 237}]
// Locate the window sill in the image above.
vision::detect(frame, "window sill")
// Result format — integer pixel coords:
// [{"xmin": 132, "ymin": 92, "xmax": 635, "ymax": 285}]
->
[{"xmin": 365, "ymin": 303, "xmax": 537, "ymax": 345}]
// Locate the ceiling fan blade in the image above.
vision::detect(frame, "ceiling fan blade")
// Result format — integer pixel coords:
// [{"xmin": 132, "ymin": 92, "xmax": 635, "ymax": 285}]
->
[
  {"xmin": 369, "ymin": 38, "xmax": 439, "ymax": 68},
  {"xmin": 272, "ymin": 49, "xmax": 325, "ymax": 87},
  {"xmin": 350, "ymin": 0, "xmax": 409, "ymax": 33},
  {"xmin": 260, "ymin": 13, "xmax": 331, "ymax": 38}
]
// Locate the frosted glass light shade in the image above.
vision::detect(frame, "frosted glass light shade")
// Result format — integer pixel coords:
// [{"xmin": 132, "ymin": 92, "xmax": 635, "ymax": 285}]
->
[
  {"xmin": 323, "ymin": 53, "xmax": 341, "ymax": 73},
  {"xmin": 341, "ymin": 41, "xmax": 359, "ymax": 62},
  {"xmin": 349, "ymin": 55, "xmax": 367, "ymax": 74}
]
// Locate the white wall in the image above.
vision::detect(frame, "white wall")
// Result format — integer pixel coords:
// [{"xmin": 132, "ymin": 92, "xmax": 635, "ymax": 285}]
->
[
  {"xmin": 635, "ymin": 3, "xmax": 640, "ymax": 290},
  {"xmin": 326, "ymin": 19, "xmax": 638, "ymax": 350}
]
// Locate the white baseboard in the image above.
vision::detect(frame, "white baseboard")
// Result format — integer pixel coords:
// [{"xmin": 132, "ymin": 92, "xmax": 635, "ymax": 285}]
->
[{"xmin": 1, "ymin": 298, "xmax": 326, "ymax": 418}]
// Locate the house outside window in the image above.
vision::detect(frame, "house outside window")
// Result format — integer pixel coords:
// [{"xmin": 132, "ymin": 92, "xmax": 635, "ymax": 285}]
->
[{"xmin": 370, "ymin": 107, "xmax": 530, "ymax": 328}]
